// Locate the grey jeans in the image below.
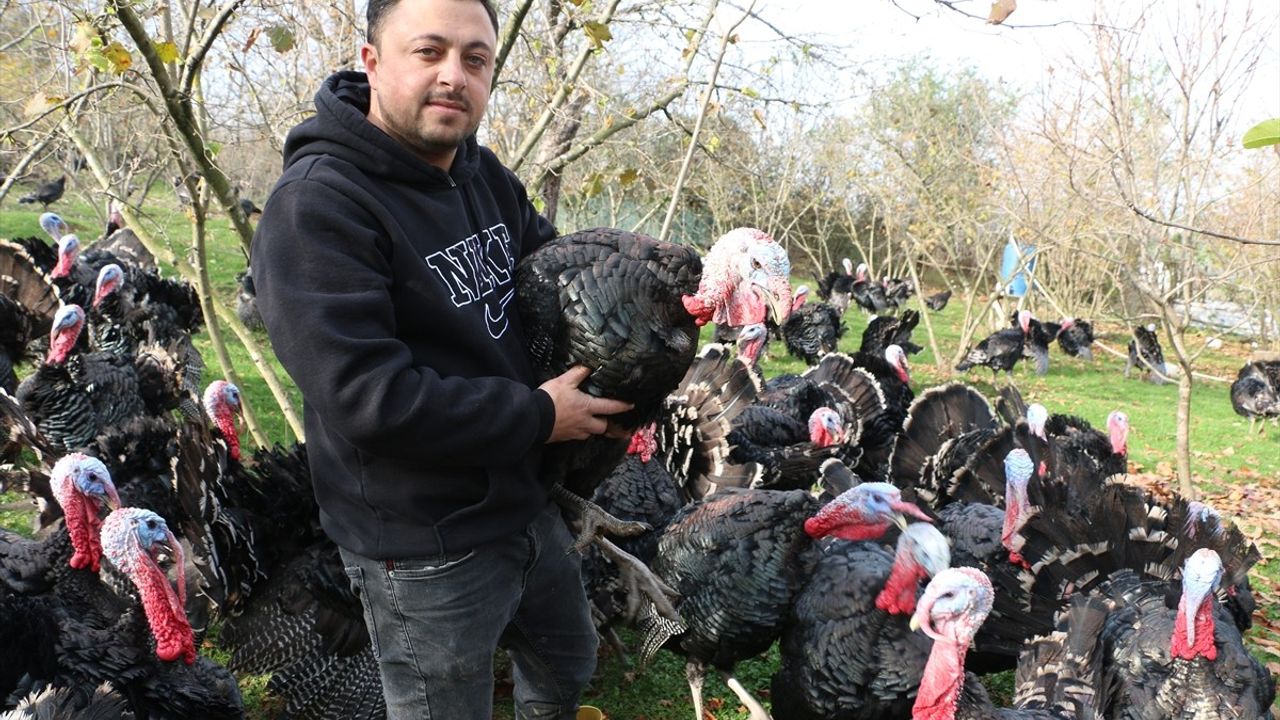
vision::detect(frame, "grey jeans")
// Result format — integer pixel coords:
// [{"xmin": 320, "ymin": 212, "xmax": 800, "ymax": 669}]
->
[{"xmin": 339, "ymin": 503, "xmax": 599, "ymax": 720}]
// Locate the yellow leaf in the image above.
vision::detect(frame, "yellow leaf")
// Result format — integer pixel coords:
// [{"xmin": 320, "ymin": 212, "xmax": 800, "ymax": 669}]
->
[
  {"xmin": 618, "ymin": 168, "xmax": 638, "ymax": 186},
  {"xmin": 987, "ymin": 0, "xmax": 1016, "ymax": 24},
  {"xmin": 103, "ymin": 41, "xmax": 132, "ymax": 74},
  {"xmin": 582, "ymin": 21, "xmax": 612, "ymax": 49},
  {"xmin": 155, "ymin": 41, "xmax": 180, "ymax": 64}
]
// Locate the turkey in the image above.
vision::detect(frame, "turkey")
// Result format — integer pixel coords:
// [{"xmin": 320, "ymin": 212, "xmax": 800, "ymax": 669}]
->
[
  {"xmin": 769, "ymin": 523, "xmax": 952, "ymax": 720},
  {"xmin": 640, "ymin": 483, "xmax": 930, "ymax": 720},
  {"xmin": 728, "ymin": 405, "xmax": 846, "ymax": 491},
  {"xmin": 1070, "ymin": 551, "xmax": 1275, "ymax": 719},
  {"xmin": 882, "ymin": 276, "xmax": 914, "ymax": 309},
  {"xmin": 0, "ymin": 682, "xmax": 132, "ymax": 720},
  {"xmin": 851, "ymin": 263, "xmax": 892, "ymax": 314},
  {"xmin": 780, "ymin": 286, "xmax": 846, "ymax": 365},
  {"xmin": 16, "ymin": 305, "xmax": 194, "ymax": 452},
  {"xmin": 89, "ymin": 262, "xmax": 205, "ymax": 361},
  {"xmin": 0, "ymin": 239, "xmax": 62, "ymax": 392},
  {"xmin": 955, "ymin": 310, "xmax": 1030, "ymax": 378},
  {"xmin": 1230, "ymin": 360, "xmax": 1280, "ymax": 433},
  {"xmin": 655, "ymin": 343, "xmax": 762, "ymax": 502},
  {"xmin": 17, "ymin": 177, "xmax": 65, "ymax": 209},
  {"xmin": 180, "ymin": 382, "xmax": 387, "ymax": 719},
  {"xmin": 1054, "ymin": 317, "xmax": 1094, "ymax": 360},
  {"xmin": 516, "ymin": 226, "xmax": 792, "ymax": 620},
  {"xmin": 905, "ymin": 568, "xmax": 1088, "ymax": 720},
  {"xmin": 0, "ymin": 461, "xmax": 243, "ymax": 719},
  {"xmin": 816, "ymin": 257, "xmax": 855, "ymax": 315},
  {"xmin": 924, "ymin": 289, "xmax": 952, "ymax": 312},
  {"xmin": 1126, "ymin": 324, "xmax": 1168, "ymax": 384},
  {"xmin": 860, "ymin": 309, "xmax": 922, "ymax": 357},
  {"xmin": 1014, "ymin": 312, "xmax": 1055, "ymax": 376}
]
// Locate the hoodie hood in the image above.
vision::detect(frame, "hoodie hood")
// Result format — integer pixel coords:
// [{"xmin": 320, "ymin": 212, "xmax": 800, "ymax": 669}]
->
[{"xmin": 283, "ymin": 70, "xmax": 481, "ymax": 188}]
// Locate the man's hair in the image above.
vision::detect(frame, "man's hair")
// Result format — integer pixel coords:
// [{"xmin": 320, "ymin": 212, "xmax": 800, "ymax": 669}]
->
[{"xmin": 366, "ymin": 0, "xmax": 500, "ymax": 45}]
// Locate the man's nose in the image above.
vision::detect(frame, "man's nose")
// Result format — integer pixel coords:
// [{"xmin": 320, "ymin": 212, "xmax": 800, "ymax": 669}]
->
[{"xmin": 437, "ymin": 52, "xmax": 468, "ymax": 89}]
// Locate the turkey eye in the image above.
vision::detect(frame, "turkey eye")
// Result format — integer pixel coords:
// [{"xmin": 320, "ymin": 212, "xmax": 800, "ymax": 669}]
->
[
  {"xmin": 146, "ymin": 520, "xmax": 157, "ymax": 529},
  {"xmin": 752, "ymin": 259, "xmax": 763, "ymax": 270}
]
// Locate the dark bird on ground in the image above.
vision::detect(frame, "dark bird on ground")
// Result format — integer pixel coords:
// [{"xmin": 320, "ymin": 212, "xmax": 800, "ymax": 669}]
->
[
  {"xmin": 1054, "ymin": 317, "xmax": 1094, "ymax": 360},
  {"xmin": 1231, "ymin": 360, "xmax": 1280, "ymax": 433},
  {"xmin": 851, "ymin": 263, "xmax": 892, "ymax": 314},
  {"xmin": 882, "ymin": 276, "xmax": 915, "ymax": 309},
  {"xmin": 781, "ymin": 286, "xmax": 846, "ymax": 365},
  {"xmin": 816, "ymin": 257, "xmax": 854, "ymax": 315},
  {"xmin": 1127, "ymin": 324, "xmax": 1168, "ymax": 384},
  {"xmin": 860, "ymin": 308, "xmax": 922, "ymax": 357},
  {"xmin": 18, "ymin": 177, "xmax": 65, "ymax": 209},
  {"xmin": 641, "ymin": 483, "xmax": 930, "ymax": 720},
  {"xmin": 1069, "ymin": 552, "xmax": 1275, "ymax": 719},
  {"xmin": 769, "ymin": 523, "xmax": 952, "ymax": 720},
  {"xmin": 955, "ymin": 310, "xmax": 1030, "ymax": 377},
  {"xmin": 924, "ymin": 288, "xmax": 952, "ymax": 312}
]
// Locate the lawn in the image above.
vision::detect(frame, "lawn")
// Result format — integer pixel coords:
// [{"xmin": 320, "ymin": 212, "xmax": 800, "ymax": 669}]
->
[{"xmin": 2, "ymin": 193, "xmax": 1277, "ymax": 718}]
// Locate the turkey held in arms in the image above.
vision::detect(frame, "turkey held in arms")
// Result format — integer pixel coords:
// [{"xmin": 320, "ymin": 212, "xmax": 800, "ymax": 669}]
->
[{"xmin": 515, "ymin": 226, "xmax": 792, "ymax": 620}]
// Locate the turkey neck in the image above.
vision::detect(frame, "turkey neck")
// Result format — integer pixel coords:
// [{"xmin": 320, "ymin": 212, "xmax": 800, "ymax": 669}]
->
[
  {"xmin": 1171, "ymin": 594, "xmax": 1217, "ymax": 661},
  {"xmin": 912, "ymin": 638, "xmax": 968, "ymax": 720}
]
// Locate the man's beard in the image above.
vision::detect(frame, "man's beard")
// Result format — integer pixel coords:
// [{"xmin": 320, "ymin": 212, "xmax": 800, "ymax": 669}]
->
[{"xmin": 394, "ymin": 92, "xmax": 476, "ymax": 158}]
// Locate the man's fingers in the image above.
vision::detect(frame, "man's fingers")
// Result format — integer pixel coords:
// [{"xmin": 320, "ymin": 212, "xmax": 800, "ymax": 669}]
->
[
  {"xmin": 565, "ymin": 365, "xmax": 592, "ymax": 385},
  {"xmin": 590, "ymin": 397, "xmax": 633, "ymax": 416}
]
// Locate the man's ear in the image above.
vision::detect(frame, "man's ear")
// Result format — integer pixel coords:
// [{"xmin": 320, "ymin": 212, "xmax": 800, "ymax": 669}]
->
[{"xmin": 360, "ymin": 43, "xmax": 379, "ymax": 84}]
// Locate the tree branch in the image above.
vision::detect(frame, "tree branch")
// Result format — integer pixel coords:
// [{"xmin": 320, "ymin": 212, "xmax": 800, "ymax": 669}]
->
[
  {"xmin": 494, "ymin": 0, "xmax": 537, "ymax": 87},
  {"xmin": 509, "ymin": 0, "xmax": 624, "ymax": 172},
  {"xmin": 182, "ymin": 0, "xmax": 246, "ymax": 98},
  {"xmin": 1126, "ymin": 202, "xmax": 1280, "ymax": 246}
]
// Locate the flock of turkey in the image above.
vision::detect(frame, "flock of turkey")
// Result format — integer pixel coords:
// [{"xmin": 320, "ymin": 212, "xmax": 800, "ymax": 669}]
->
[{"xmin": 0, "ymin": 214, "xmax": 1275, "ymax": 720}]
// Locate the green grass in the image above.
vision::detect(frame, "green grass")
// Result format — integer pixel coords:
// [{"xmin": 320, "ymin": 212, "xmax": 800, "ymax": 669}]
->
[{"xmin": 3, "ymin": 198, "xmax": 1277, "ymax": 717}]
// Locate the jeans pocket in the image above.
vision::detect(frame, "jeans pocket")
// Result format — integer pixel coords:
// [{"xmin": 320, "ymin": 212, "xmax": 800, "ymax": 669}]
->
[
  {"xmin": 343, "ymin": 566, "xmax": 381, "ymax": 659},
  {"xmin": 387, "ymin": 550, "xmax": 477, "ymax": 581}
]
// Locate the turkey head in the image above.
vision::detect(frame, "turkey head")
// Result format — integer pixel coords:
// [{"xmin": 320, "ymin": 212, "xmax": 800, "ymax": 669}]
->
[
  {"xmin": 50, "ymin": 452, "xmax": 120, "ymax": 571},
  {"xmin": 101, "ymin": 507, "xmax": 195, "ymax": 664}
]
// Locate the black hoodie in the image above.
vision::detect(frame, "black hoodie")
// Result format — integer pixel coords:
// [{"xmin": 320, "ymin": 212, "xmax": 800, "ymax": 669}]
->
[{"xmin": 251, "ymin": 71, "xmax": 557, "ymax": 560}]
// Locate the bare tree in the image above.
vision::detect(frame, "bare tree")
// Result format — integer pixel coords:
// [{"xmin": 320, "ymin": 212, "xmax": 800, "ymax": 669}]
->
[{"xmin": 1039, "ymin": 0, "xmax": 1275, "ymax": 493}]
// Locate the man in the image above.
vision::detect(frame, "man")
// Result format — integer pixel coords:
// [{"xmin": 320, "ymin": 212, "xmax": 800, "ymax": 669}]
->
[{"xmin": 251, "ymin": 0, "xmax": 627, "ymax": 717}]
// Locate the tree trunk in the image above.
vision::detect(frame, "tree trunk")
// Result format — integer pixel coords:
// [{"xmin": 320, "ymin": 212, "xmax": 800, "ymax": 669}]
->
[{"xmin": 1175, "ymin": 368, "xmax": 1194, "ymax": 496}]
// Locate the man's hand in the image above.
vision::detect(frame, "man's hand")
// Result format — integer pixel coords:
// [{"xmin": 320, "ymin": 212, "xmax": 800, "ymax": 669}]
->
[{"xmin": 540, "ymin": 366, "xmax": 634, "ymax": 443}]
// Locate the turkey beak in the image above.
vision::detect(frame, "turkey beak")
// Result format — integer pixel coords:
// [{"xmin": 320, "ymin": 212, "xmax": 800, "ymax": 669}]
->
[
  {"xmin": 755, "ymin": 277, "xmax": 793, "ymax": 325},
  {"xmin": 104, "ymin": 484, "xmax": 122, "ymax": 512},
  {"xmin": 891, "ymin": 512, "xmax": 909, "ymax": 531},
  {"xmin": 892, "ymin": 501, "xmax": 933, "ymax": 524}
]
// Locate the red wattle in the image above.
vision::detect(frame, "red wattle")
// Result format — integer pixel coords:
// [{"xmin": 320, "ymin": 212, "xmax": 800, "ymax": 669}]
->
[
  {"xmin": 804, "ymin": 513, "xmax": 888, "ymax": 541},
  {"xmin": 215, "ymin": 413, "xmax": 241, "ymax": 462},
  {"xmin": 64, "ymin": 496, "xmax": 102, "ymax": 572},
  {"xmin": 1171, "ymin": 597, "xmax": 1217, "ymax": 661},
  {"xmin": 1008, "ymin": 551, "xmax": 1030, "ymax": 570},
  {"xmin": 136, "ymin": 558, "xmax": 196, "ymax": 664},
  {"xmin": 875, "ymin": 557, "xmax": 924, "ymax": 615},
  {"xmin": 682, "ymin": 295, "xmax": 715, "ymax": 325}
]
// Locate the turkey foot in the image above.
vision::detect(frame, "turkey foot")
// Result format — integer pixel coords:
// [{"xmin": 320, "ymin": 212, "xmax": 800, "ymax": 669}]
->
[{"xmin": 551, "ymin": 484, "xmax": 681, "ymax": 622}]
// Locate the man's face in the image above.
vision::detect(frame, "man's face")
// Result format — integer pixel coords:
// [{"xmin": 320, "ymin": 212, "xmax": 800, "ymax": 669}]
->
[{"xmin": 362, "ymin": 0, "xmax": 496, "ymax": 170}]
